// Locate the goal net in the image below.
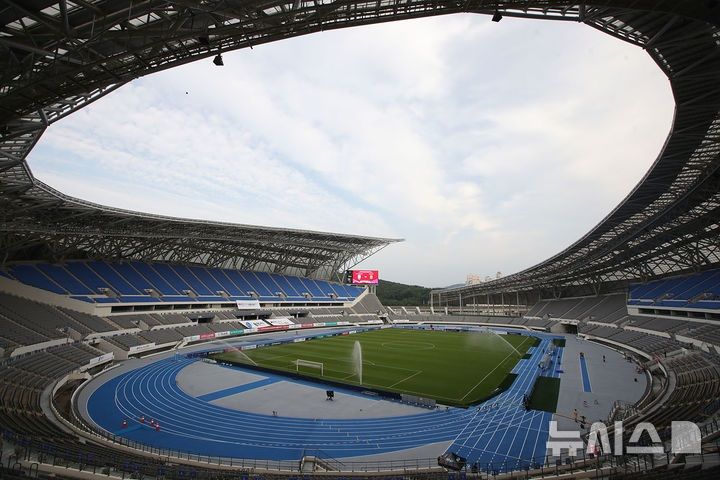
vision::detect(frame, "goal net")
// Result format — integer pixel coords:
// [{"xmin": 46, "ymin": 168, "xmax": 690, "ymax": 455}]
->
[{"xmin": 294, "ymin": 359, "xmax": 324, "ymax": 376}]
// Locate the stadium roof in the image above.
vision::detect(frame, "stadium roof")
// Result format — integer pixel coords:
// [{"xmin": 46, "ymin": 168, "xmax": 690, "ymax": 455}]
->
[
  {"xmin": 0, "ymin": 166, "xmax": 399, "ymax": 278},
  {"xmin": 0, "ymin": 1, "xmax": 719, "ymax": 287}
]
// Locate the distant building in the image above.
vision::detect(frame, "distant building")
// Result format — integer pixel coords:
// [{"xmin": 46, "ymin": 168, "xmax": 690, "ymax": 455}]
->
[
  {"xmin": 466, "ymin": 272, "xmax": 502, "ymax": 285},
  {"xmin": 466, "ymin": 274, "xmax": 483, "ymax": 285}
]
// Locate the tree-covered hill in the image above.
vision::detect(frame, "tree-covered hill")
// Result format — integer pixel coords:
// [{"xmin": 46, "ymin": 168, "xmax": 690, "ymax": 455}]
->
[{"xmin": 376, "ymin": 279, "xmax": 431, "ymax": 306}]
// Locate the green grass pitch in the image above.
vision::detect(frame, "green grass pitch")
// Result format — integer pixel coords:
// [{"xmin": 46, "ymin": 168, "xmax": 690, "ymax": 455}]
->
[
  {"xmin": 527, "ymin": 376, "xmax": 561, "ymax": 413},
  {"xmin": 210, "ymin": 328, "xmax": 532, "ymax": 406}
]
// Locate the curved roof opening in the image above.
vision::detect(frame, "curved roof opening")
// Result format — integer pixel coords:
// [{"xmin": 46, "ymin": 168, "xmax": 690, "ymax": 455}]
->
[{"xmin": 26, "ymin": 15, "xmax": 673, "ymax": 286}]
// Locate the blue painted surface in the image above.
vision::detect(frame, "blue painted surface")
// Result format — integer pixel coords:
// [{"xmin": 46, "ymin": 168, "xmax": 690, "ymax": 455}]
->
[
  {"xmin": 86, "ymin": 332, "xmax": 565, "ymax": 473},
  {"xmin": 450, "ymin": 337, "xmax": 564, "ymax": 471},
  {"xmin": 112, "ymin": 424, "xmax": 144, "ymax": 435},
  {"xmin": 579, "ymin": 355, "xmax": 592, "ymax": 392},
  {"xmin": 197, "ymin": 377, "xmax": 281, "ymax": 401}
]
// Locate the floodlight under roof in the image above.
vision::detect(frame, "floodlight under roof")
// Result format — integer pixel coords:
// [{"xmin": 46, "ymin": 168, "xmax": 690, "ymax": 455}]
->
[
  {"xmin": 213, "ymin": 53, "xmax": 223, "ymax": 66},
  {"xmin": 492, "ymin": 11, "xmax": 503, "ymax": 22}
]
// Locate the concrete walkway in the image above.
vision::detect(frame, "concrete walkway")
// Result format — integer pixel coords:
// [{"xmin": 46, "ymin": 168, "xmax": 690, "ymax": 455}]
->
[{"xmin": 553, "ymin": 335, "xmax": 647, "ymax": 432}]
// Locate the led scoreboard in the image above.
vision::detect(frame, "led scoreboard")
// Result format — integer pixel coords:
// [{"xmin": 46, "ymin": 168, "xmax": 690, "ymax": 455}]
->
[{"xmin": 345, "ymin": 269, "xmax": 379, "ymax": 285}]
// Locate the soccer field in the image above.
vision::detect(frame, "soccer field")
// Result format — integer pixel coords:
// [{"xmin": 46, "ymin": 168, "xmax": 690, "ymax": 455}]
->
[{"xmin": 211, "ymin": 328, "xmax": 533, "ymax": 406}]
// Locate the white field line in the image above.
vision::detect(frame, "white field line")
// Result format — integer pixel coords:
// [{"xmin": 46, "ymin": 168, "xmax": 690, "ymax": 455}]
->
[
  {"xmin": 388, "ymin": 370, "xmax": 424, "ymax": 389},
  {"xmin": 459, "ymin": 335, "xmax": 532, "ymax": 401}
]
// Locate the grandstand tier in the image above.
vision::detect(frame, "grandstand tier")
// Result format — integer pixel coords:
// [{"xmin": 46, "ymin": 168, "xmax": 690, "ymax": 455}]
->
[
  {"xmin": 0, "ymin": 261, "xmax": 365, "ymax": 307},
  {"xmin": 0, "ymin": 286, "xmax": 387, "ymax": 359},
  {"xmin": 629, "ymin": 268, "xmax": 720, "ymax": 311}
]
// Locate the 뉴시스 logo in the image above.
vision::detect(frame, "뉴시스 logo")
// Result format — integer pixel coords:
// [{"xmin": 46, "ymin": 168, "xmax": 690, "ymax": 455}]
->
[{"xmin": 546, "ymin": 420, "xmax": 701, "ymax": 456}]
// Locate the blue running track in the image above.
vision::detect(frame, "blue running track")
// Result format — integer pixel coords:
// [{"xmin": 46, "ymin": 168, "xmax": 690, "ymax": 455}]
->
[
  {"xmin": 86, "ymin": 333, "xmax": 563, "ymax": 473},
  {"xmin": 579, "ymin": 355, "xmax": 592, "ymax": 392}
]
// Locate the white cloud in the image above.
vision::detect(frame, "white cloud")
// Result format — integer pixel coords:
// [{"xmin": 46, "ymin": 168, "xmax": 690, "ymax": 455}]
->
[{"xmin": 29, "ymin": 14, "xmax": 673, "ymax": 287}]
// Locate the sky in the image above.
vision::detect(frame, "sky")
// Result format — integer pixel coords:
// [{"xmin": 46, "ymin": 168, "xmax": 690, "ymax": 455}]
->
[{"xmin": 28, "ymin": 14, "xmax": 674, "ymax": 288}]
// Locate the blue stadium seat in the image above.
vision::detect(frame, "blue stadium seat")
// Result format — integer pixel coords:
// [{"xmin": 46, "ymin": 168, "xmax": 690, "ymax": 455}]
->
[
  {"xmin": 224, "ymin": 270, "xmax": 256, "ymax": 296},
  {"xmin": 346, "ymin": 284, "xmax": 365, "ymax": 297},
  {"xmin": 299, "ymin": 277, "xmax": 330, "ymax": 298},
  {"xmin": 243, "ymin": 271, "xmax": 275, "ymax": 297},
  {"xmin": 117, "ymin": 296, "xmax": 158, "ymax": 303},
  {"xmin": 208, "ymin": 268, "xmax": 244, "ymax": 296},
  {"xmin": 130, "ymin": 262, "xmax": 179, "ymax": 295},
  {"xmin": 252, "ymin": 272, "xmax": 284, "ymax": 297},
  {"xmin": 188, "ymin": 267, "xmax": 226, "ymax": 294},
  {"xmin": 315, "ymin": 278, "xmax": 344, "ymax": 297},
  {"xmin": 9, "ymin": 264, "xmax": 66, "ymax": 294},
  {"xmin": 151, "ymin": 263, "xmax": 194, "ymax": 293},
  {"xmin": 70, "ymin": 295, "xmax": 95, "ymax": 303},
  {"xmin": 36, "ymin": 264, "xmax": 94, "ymax": 295},
  {"xmin": 656, "ymin": 300, "xmax": 688, "ymax": 307},
  {"xmin": 93, "ymin": 297, "xmax": 120, "ymax": 303},
  {"xmin": 5, "ymin": 260, "xmax": 363, "ymax": 305},
  {"xmin": 629, "ymin": 268, "xmax": 720, "ymax": 310},
  {"xmin": 110, "ymin": 262, "xmax": 158, "ymax": 293},
  {"xmin": 172, "ymin": 265, "xmax": 213, "ymax": 295},
  {"xmin": 159, "ymin": 295, "xmax": 197, "ymax": 302},
  {"xmin": 285, "ymin": 276, "xmax": 311, "ymax": 296},
  {"xmin": 269, "ymin": 273, "xmax": 299, "ymax": 297},
  {"xmin": 675, "ymin": 271, "xmax": 720, "ymax": 300},
  {"xmin": 65, "ymin": 262, "xmax": 111, "ymax": 293},
  {"xmin": 195, "ymin": 295, "xmax": 227, "ymax": 302},
  {"xmin": 87, "ymin": 261, "xmax": 140, "ymax": 295}
]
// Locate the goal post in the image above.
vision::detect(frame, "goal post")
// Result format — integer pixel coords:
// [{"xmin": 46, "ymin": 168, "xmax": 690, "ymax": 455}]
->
[{"xmin": 294, "ymin": 359, "xmax": 324, "ymax": 376}]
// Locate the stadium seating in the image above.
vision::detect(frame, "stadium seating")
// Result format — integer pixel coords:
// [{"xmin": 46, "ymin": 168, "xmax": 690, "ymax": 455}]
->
[
  {"xmin": 2, "ymin": 260, "xmax": 365, "ymax": 305},
  {"xmin": 634, "ymin": 353, "xmax": 720, "ymax": 432},
  {"xmin": 682, "ymin": 324, "xmax": 720, "ymax": 348},
  {"xmin": 0, "ymin": 343, "xmax": 227, "ymax": 480},
  {"xmin": 580, "ymin": 324, "xmax": 680, "ymax": 354},
  {"xmin": 627, "ymin": 317, "xmax": 689, "ymax": 334},
  {"xmin": 525, "ymin": 294, "xmax": 628, "ymax": 323},
  {"xmin": 0, "ymin": 343, "xmax": 105, "ymax": 436},
  {"xmin": 0, "ymin": 292, "xmax": 90, "ymax": 341},
  {"xmin": 629, "ymin": 268, "xmax": 720, "ymax": 310},
  {"xmin": 138, "ymin": 329, "xmax": 185, "ymax": 344},
  {"xmin": 0, "ymin": 290, "xmax": 360, "ymax": 356},
  {"xmin": 389, "ymin": 292, "xmax": 720, "ymax": 354},
  {"xmin": 0, "ymin": 290, "xmax": 718, "ymax": 480},
  {"xmin": 107, "ymin": 333, "xmax": 149, "ymax": 350}
]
